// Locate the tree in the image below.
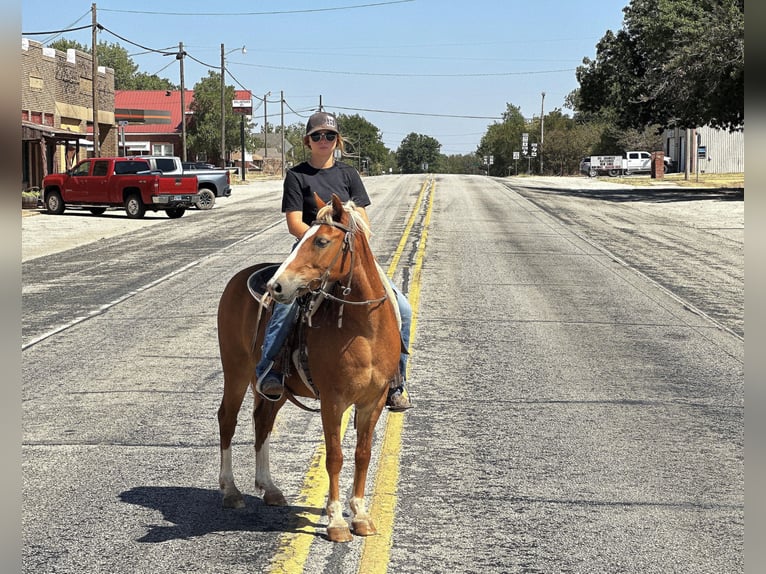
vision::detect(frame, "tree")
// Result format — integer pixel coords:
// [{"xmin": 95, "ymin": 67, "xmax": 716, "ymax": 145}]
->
[
  {"xmin": 576, "ymin": 0, "xmax": 744, "ymax": 131},
  {"xmin": 49, "ymin": 38, "xmax": 177, "ymax": 90},
  {"xmin": 440, "ymin": 153, "xmax": 481, "ymax": 175},
  {"xmin": 335, "ymin": 114, "xmax": 388, "ymax": 174},
  {"xmin": 477, "ymin": 103, "xmax": 526, "ymax": 176},
  {"xmin": 186, "ymin": 71, "xmax": 247, "ymax": 166},
  {"xmin": 396, "ymin": 133, "xmax": 441, "ymax": 174}
]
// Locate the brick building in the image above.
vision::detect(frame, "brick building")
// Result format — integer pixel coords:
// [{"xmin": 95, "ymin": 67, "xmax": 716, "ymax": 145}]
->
[{"xmin": 21, "ymin": 38, "xmax": 115, "ymax": 189}]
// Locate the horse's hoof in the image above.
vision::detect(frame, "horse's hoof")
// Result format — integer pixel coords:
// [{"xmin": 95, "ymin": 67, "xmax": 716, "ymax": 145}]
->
[
  {"xmin": 352, "ymin": 518, "xmax": 377, "ymax": 537},
  {"xmin": 263, "ymin": 490, "xmax": 288, "ymax": 506},
  {"xmin": 222, "ymin": 492, "xmax": 245, "ymax": 509},
  {"xmin": 326, "ymin": 525, "xmax": 353, "ymax": 543}
]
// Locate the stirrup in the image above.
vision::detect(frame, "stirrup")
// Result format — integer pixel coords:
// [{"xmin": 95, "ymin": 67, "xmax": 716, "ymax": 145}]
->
[{"xmin": 255, "ymin": 362, "xmax": 284, "ymax": 402}]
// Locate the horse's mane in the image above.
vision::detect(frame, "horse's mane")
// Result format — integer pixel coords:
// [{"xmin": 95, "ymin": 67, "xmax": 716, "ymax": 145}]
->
[{"xmin": 316, "ymin": 200, "xmax": 370, "ymax": 238}]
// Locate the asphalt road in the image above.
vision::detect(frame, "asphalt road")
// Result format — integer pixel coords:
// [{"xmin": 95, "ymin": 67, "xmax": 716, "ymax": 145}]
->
[{"xmin": 22, "ymin": 174, "xmax": 743, "ymax": 573}]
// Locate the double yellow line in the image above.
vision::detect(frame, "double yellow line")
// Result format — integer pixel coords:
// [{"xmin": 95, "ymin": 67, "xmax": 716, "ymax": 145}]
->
[{"xmin": 269, "ymin": 177, "xmax": 436, "ymax": 573}]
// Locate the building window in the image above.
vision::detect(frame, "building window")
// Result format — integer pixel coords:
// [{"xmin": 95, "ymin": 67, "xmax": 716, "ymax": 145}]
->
[{"xmin": 152, "ymin": 143, "xmax": 174, "ymax": 156}]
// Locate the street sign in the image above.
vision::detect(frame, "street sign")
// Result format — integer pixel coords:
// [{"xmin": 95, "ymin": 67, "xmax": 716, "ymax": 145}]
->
[{"xmin": 513, "ymin": 151, "xmax": 520, "ymax": 160}]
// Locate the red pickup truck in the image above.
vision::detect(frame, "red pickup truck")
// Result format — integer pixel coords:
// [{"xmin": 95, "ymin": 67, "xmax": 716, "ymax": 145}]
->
[{"xmin": 42, "ymin": 157, "xmax": 199, "ymax": 219}]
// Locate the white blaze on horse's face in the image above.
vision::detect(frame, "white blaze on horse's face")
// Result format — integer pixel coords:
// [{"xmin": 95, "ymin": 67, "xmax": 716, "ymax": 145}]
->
[{"xmin": 267, "ymin": 225, "xmax": 322, "ymax": 304}]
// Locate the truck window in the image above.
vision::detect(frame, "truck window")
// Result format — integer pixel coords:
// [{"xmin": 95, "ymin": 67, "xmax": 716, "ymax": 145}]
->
[
  {"xmin": 71, "ymin": 162, "xmax": 91, "ymax": 176},
  {"xmin": 92, "ymin": 161, "xmax": 109, "ymax": 177},
  {"xmin": 115, "ymin": 160, "xmax": 150, "ymax": 174},
  {"xmin": 154, "ymin": 158, "xmax": 177, "ymax": 172}
]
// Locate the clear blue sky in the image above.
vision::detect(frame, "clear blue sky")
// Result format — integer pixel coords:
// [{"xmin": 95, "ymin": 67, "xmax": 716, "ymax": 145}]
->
[{"xmin": 21, "ymin": 0, "xmax": 627, "ymax": 156}]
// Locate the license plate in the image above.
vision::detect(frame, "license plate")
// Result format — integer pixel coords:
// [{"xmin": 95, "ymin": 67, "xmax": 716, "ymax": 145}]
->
[{"xmin": 173, "ymin": 195, "xmax": 183, "ymax": 201}]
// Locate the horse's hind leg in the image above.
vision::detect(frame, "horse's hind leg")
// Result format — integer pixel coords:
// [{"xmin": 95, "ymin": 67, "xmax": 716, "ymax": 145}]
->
[
  {"xmin": 253, "ymin": 397, "xmax": 288, "ymax": 506},
  {"xmin": 218, "ymin": 369, "xmax": 250, "ymax": 508}
]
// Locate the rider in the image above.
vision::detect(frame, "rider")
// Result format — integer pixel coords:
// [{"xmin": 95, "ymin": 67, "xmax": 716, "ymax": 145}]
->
[{"xmin": 255, "ymin": 111, "xmax": 413, "ymax": 411}]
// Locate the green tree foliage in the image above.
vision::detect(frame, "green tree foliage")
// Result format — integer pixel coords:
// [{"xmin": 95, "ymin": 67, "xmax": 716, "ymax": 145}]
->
[
  {"xmin": 49, "ymin": 38, "xmax": 177, "ymax": 90},
  {"xmin": 282, "ymin": 122, "xmax": 308, "ymax": 166},
  {"xmin": 335, "ymin": 114, "xmax": 388, "ymax": 174},
  {"xmin": 186, "ymin": 71, "xmax": 244, "ymax": 166},
  {"xmin": 476, "ymin": 104, "xmax": 526, "ymax": 176},
  {"xmin": 440, "ymin": 154, "xmax": 482, "ymax": 175},
  {"xmin": 396, "ymin": 133, "xmax": 442, "ymax": 174},
  {"xmin": 576, "ymin": 0, "xmax": 744, "ymax": 131}
]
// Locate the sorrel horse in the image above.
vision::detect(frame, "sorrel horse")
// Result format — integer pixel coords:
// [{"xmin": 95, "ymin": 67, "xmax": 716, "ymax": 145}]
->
[{"xmin": 216, "ymin": 194, "xmax": 402, "ymax": 542}]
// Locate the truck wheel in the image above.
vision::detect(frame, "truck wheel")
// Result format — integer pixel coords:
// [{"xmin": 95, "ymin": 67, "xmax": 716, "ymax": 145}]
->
[
  {"xmin": 166, "ymin": 208, "xmax": 186, "ymax": 219},
  {"xmin": 45, "ymin": 191, "xmax": 65, "ymax": 215},
  {"xmin": 608, "ymin": 169, "xmax": 621, "ymax": 177},
  {"xmin": 124, "ymin": 193, "xmax": 146, "ymax": 219},
  {"xmin": 588, "ymin": 168, "xmax": 598, "ymax": 178},
  {"xmin": 89, "ymin": 207, "xmax": 107, "ymax": 216},
  {"xmin": 195, "ymin": 189, "xmax": 216, "ymax": 210}
]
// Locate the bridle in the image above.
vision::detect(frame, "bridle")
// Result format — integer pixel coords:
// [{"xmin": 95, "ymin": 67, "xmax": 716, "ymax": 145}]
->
[{"xmin": 306, "ymin": 219, "xmax": 388, "ymax": 327}]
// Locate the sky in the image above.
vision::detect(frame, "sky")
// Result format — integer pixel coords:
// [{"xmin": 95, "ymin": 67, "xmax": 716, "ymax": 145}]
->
[{"xmin": 21, "ymin": 0, "xmax": 628, "ymax": 156}]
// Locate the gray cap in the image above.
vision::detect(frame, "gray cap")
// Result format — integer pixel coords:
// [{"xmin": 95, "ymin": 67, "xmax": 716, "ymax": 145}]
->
[{"xmin": 306, "ymin": 112, "xmax": 339, "ymax": 135}]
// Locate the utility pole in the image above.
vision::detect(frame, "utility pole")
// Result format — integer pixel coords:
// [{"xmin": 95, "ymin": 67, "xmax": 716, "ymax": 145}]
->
[
  {"xmin": 220, "ymin": 43, "xmax": 225, "ymax": 169},
  {"xmin": 540, "ymin": 91, "xmax": 545, "ymax": 174},
  {"xmin": 91, "ymin": 3, "xmax": 100, "ymax": 157},
  {"xmin": 263, "ymin": 93, "xmax": 269, "ymax": 158},
  {"xmin": 280, "ymin": 90, "xmax": 285, "ymax": 178},
  {"xmin": 319, "ymin": 95, "xmax": 323, "ymax": 111},
  {"xmin": 178, "ymin": 42, "xmax": 187, "ymax": 161}
]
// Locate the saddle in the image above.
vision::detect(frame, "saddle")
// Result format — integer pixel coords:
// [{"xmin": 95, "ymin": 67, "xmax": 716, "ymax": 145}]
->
[{"xmin": 247, "ymin": 264, "xmax": 319, "ymax": 409}]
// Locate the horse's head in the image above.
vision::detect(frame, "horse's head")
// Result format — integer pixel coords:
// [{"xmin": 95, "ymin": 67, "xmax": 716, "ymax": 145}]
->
[{"xmin": 267, "ymin": 194, "xmax": 369, "ymax": 304}]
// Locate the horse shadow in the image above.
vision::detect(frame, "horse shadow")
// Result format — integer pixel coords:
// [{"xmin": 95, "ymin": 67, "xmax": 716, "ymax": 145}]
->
[{"xmin": 119, "ymin": 486, "xmax": 325, "ymax": 543}]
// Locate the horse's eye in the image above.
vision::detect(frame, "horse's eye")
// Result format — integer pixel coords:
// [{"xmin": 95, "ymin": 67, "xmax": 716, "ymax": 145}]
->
[{"xmin": 314, "ymin": 237, "xmax": 330, "ymax": 248}]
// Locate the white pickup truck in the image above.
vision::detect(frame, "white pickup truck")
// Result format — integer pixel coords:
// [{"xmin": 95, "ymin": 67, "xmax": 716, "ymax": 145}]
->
[
  {"xmin": 132, "ymin": 156, "xmax": 232, "ymax": 209},
  {"xmin": 584, "ymin": 151, "xmax": 673, "ymax": 177}
]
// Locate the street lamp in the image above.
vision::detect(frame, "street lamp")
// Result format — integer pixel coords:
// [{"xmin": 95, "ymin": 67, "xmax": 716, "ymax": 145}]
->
[{"xmin": 220, "ymin": 44, "xmax": 246, "ymax": 168}]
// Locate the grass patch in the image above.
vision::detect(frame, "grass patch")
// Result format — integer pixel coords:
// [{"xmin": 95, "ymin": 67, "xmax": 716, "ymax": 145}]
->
[{"xmin": 604, "ymin": 172, "xmax": 744, "ymax": 189}]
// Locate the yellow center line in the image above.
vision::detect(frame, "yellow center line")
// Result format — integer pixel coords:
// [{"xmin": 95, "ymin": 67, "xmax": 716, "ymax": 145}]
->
[
  {"xmin": 358, "ymin": 178, "xmax": 435, "ymax": 574},
  {"xmin": 386, "ymin": 178, "xmax": 429, "ymax": 275}
]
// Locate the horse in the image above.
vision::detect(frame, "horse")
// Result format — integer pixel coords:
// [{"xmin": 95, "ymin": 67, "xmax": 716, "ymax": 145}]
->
[{"xmin": 216, "ymin": 193, "xmax": 403, "ymax": 542}]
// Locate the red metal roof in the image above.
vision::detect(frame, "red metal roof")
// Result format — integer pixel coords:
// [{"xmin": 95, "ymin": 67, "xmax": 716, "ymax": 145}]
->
[{"xmin": 114, "ymin": 90, "xmax": 252, "ymax": 134}]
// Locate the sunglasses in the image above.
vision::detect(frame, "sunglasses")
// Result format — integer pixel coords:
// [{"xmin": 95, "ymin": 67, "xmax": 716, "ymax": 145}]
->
[{"xmin": 309, "ymin": 132, "xmax": 337, "ymax": 142}]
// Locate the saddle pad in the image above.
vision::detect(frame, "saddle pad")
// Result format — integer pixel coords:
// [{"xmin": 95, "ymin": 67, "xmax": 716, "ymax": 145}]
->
[{"xmin": 247, "ymin": 264, "xmax": 281, "ymax": 301}]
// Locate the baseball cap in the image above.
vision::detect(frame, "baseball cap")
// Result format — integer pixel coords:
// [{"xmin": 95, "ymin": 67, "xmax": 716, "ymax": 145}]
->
[{"xmin": 305, "ymin": 112, "xmax": 339, "ymax": 136}]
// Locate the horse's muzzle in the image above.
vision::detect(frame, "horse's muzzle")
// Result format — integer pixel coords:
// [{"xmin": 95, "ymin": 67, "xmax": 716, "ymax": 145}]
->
[{"xmin": 267, "ymin": 276, "xmax": 302, "ymax": 304}]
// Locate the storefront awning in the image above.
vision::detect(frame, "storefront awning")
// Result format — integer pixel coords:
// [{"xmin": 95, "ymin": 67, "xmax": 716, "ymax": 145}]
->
[{"xmin": 22, "ymin": 121, "xmax": 82, "ymax": 142}]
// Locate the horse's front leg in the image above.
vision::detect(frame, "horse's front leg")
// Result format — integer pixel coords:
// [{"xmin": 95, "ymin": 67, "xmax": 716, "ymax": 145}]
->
[
  {"xmin": 349, "ymin": 397, "xmax": 386, "ymax": 536},
  {"xmin": 322, "ymin": 406, "xmax": 353, "ymax": 542}
]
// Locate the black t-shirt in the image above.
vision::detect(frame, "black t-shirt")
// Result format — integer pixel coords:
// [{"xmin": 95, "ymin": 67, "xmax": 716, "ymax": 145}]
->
[{"xmin": 282, "ymin": 161, "xmax": 371, "ymax": 227}]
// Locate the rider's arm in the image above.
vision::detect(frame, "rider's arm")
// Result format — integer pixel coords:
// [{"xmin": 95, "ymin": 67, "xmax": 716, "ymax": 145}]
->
[{"xmin": 286, "ymin": 210, "xmax": 309, "ymax": 239}]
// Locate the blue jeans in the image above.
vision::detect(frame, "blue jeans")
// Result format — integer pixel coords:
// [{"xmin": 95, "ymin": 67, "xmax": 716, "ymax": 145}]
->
[{"xmin": 255, "ymin": 279, "xmax": 412, "ymax": 386}]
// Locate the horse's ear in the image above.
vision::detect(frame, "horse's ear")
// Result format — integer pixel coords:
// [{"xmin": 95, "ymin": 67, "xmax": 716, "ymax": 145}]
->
[
  {"xmin": 315, "ymin": 193, "xmax": 326, "ymax": 209},
  {"xmin": 331, "ymin": 194, "xmax": 345, "ymax": 223}
]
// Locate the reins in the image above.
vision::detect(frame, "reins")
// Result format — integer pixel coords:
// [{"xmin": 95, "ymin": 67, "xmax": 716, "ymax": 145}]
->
[{"xmin": 307, "ymin": 219, "xmax": 388, "ymax": 328}]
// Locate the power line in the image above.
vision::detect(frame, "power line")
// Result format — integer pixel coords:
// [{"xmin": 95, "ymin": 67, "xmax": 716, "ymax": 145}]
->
[
  {"xmin": 99, "ymin": 24, "xmax": 176, "ymax": 56},
  {"xmin": 327, "ymin": 105, "xmax": 502, "ymax": 120},
  {"xmin": 100, "ymin": 0, "xmax": 414, "ymax": 17},
  {"xmin": 22, "ymin": 23, "xmax": 92, "ymax": 36},
  {"xmin": 235, "ymin": 61, "xmax": 575, "ymax": 78}
]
